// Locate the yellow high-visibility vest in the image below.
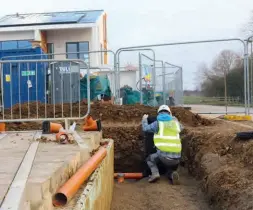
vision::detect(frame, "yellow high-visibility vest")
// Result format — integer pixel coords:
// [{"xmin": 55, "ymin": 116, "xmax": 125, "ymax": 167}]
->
[{"xmin": 154, "ymin": 120, "xmax": 181, "ymax": 153}]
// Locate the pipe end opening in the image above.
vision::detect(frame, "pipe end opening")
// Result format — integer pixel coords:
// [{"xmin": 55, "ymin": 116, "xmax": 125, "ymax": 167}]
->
[{"xmin": 53, "ymin": 193, "xmax": 68, "ymax": 207}]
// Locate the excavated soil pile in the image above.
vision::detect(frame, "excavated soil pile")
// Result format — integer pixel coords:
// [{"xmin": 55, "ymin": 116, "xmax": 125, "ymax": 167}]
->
[
  {"xmin": 103, "ymin": 124, "xmax": 144, "ymax": 172},
  {"xmin": 4, "ymin": 102, "xmax": 214, "ymax": 173},
  {"xmin": 181, "ymin": 121, "xmax": 253, "ymax": 210},
  {"xmin": 4, "ymin": 102, "xmax": 214, "ymax": 131},
  {"xmin": 94, "ymin": 104, "xmax": 213, "ymax": 172}
]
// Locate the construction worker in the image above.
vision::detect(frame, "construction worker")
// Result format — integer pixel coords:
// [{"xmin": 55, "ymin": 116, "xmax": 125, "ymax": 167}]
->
[{"xmin": 142, "ymin": 105, "xmax": 182, "ymax": 184}]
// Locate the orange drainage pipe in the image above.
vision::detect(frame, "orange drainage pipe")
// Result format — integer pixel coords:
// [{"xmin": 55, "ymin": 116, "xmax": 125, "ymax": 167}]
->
[
  {"xmin": 0, "ymin": 123, "xmax": 5, "ymax": 132},
  {"xmin": 53, "ymin": 147, "xmax": 107, "ymax": 207},
  {"xmin": 56, "ymin": 132, "xmax": 69, "ymax": 144},
  {"xmin": 114, "ymin": 173, "xmax": 143, "ymax": 183},
  {"xmin": 50, "ymin": 122, "xmax": 63, "ymax": 133}
]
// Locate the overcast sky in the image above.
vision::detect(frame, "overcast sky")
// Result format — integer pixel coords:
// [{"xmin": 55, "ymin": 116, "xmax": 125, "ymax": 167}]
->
[{"xmin": 0, "ymin": 0, "xmax": 253, "ymax": 89}]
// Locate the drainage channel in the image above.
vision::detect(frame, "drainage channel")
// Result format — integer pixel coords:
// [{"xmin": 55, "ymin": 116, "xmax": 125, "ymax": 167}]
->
[
  {"xmin": 102, "ymin": 122, "xmax": 211, "ymax": 210},
  {"xmin": 105, "ymin": 116, "xmax": 253, "ymax": 210},
  {"xmin": 111, "ymin": 168, "xmax": 209, "ymax": 210}
]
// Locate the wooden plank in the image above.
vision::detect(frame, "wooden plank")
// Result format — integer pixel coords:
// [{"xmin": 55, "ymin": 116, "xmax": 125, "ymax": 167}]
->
[{"xmin": 1, "ymin": 142, "xmax": 39, "ymax": 210}]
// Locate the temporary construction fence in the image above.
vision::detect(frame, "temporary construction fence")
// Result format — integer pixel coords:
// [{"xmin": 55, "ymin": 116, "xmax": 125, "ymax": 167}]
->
[
  {"xmin": 0, "ymin": 37, "xmax": 253, "ymax": 118},
  {"xmin": 164, "ymin": 62, "xmax": 183, "ymax": 106},
  {"xmin": 246, "ymin": 36, "xmax": 253, "ymax": 114},
  {"xmin": 0, "ymin": 48, "xmax": 116, "ymax": 99},
  {"xmin": 139, "ymin": 53, "xmax": 183, "ymax": 106},
  {"xmin": 118, "ymin": 50, "xmax": 159, "ymax": 106},
  {"xmin": 0, "ymin": 58, "xmax": 90, "ymax": 127},
  {"xmin": 115, "ymin": 38, "xmax": 252, "ymax": 115},
  {"xmin": 1, "ymin": 50, "xmax": 117, "ymax": 99},
  {"xmin": 115, "ymin": 48, "xmax": 156, "ymax": 105}
]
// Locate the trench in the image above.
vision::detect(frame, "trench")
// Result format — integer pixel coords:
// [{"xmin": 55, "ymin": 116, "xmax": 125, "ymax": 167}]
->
[
  {"xmin": 4, "ymin": 103, "xmax": 253, "ymax": 209},
  {"xmin": 103, "ymin": 122, "xmax": 211, "ymax": 210},
  {"xmin": 104, "ymin": 115, "xmax": 253, "ymax": 210}
]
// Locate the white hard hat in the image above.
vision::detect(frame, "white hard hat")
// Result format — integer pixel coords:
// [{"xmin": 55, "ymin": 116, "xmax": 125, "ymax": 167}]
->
[{"xmin": 158, "ymin": 105, "xmax": 171, "ymax": 113}]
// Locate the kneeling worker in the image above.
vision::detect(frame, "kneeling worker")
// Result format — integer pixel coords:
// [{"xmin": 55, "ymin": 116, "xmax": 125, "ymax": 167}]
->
[{"xmin": 142, "ymin": 105, "xmax": 182, "ymax": 184}]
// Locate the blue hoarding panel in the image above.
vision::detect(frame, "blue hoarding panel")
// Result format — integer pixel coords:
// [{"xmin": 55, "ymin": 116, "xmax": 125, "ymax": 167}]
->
[{"xmin": 0, "ymin": 48, "xmax": 47, "ymax": 109}]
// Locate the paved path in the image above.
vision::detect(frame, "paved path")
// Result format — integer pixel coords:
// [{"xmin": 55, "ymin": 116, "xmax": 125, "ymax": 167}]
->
[
  {"xmin": 188, "ymin": 104, "xmax": 253, "ymax": 118},
  {"xmin": 189, "ymin": 104, "xmax": 248, "ymax": 114},
  {"xmin": 0, "ymin": 132, "xmax": 33, "ymax": 205},
  {"xmin": 0, "ymin": 131, "xmax": 82, "ymax": 210}
]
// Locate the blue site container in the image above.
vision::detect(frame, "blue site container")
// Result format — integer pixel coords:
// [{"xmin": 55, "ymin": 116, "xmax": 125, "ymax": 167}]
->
[{"xmin": 0, "ymin": 48, "xmax": 48, "ymax": 109}]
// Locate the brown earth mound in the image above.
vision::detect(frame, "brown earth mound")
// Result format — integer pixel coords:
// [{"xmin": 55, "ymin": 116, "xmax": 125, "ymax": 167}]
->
[
  {"xmin": 3, "ymin": 103, "xmax": 214, "ymax": 175},
  {"xmin": 3, "ymin": 102, "xmax": 214, "ymax": 131},
  {"xmin": 182, "ymin": 121, "xmax": 253, "ymax": 210},
  {"xmin": 102, "ymin": 124, "xmax": 144, "ymax": 173}
]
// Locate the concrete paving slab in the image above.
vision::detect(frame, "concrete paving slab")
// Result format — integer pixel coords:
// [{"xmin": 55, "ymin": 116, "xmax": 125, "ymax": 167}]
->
[
  {"xmin": 0, "ymin": 132, "xmax": 34, "ymax": 205},
  {"xmin": 27, "ymin": 138, "xmax": 85, "ymax": 210},
  {"xmin": 0, "ymin": 130, "xmax": 103, "ymax": 210},
  {"xmin": 1, "ymin": 142, "xmax": 39, "ymax": 210}
]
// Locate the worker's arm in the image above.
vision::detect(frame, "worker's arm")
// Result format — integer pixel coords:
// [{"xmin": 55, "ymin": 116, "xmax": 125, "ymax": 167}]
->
[
  {"xmin": 142, "ymin": 117, "xmax": 158, "ymax": 133},
  {"xmin": 173, "ymin": 116, "xmax": 184, "ymax": 131}
]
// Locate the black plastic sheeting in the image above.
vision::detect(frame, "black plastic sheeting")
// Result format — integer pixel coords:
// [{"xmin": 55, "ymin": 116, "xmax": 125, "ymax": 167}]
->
[{"xmin": 236, "ymin": 131, "xmax": 253, "ymax": 140}]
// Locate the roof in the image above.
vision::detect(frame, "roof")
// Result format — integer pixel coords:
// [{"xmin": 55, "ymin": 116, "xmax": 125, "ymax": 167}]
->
[{"xmin": 0, "ymin": 10, "xmax": 104, "ymax": 28}]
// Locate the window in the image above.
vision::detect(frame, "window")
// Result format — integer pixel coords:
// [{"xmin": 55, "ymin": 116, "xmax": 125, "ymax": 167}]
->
[
  {"xmin": 66, "ymin": 43, "xmax": 78, "ymax": 59},
  {"xmin": 18, "ymin": 41, "xmax": 32, "ymax": 48},
  {"xmin": 66, "ymin": 42, "xmax": 89, "ymax": 61},
  {"xmin": 2, "ymin": 41, "xmax": 18, "ymax": 50},
  {"xmin": 0, "ymin": 40, "xmax": 32, "ymax": 50},
  {"xmin": 47, "ymin": 43, "xmax": 54, "ymax": 59}
]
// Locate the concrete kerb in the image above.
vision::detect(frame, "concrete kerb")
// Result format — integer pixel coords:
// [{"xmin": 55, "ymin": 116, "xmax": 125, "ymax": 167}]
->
[
  {"xmin": 73, "ymin": 139, "xmax": 114, "ymax": 210},
  {"xmin": 0, "ymin": 127, "xmax": 110, "ymax": 210},
  {"xmin": 25, "ymin": 131, "xmax": 104, "ymax": 210},
  {"xmin": 1, "ymin": 141, "xmax": 39, "ymax": 210}
]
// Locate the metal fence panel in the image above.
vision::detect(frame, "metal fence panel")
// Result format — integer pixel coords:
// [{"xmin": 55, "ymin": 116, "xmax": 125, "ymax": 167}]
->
[
  {"xmin": 1, "ymin": 50, "xmax": 117, "ymax": 103},
  {"xmin": 0, "ymin": 59, "xmax": 90, "ymax": 123},
  {"xmin": 51, "ymin": 62, "xmax": 80, "ymax": 104},
  {"xmin": 164, "ymin": 67, "xmax": 183, "ymax": 106}
]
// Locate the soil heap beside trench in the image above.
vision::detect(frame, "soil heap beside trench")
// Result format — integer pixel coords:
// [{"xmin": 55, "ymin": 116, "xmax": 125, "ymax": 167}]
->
[{"xmin": 4, "ymin": 102, "xmax": 213, "ymax": 130}]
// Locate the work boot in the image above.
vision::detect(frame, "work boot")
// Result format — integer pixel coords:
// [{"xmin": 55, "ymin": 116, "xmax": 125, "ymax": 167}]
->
[
  {"xmin": 148, "ymin": 173, "xmax": 160, "ymax": 183},
  {"xmin": 170, "ymin": 171, "xmax": 180, "ymax": 185}
]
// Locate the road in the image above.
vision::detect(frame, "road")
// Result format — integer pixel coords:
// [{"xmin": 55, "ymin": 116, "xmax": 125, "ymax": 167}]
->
[{"xmin": 188, "ymin": 104, "xmax": 252, "ymax": 118}]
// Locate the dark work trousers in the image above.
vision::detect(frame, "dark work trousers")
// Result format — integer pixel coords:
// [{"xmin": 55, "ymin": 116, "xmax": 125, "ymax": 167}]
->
[{"xmin": 146, "ymin": 150, "xmax": 180, "ymax": 177}]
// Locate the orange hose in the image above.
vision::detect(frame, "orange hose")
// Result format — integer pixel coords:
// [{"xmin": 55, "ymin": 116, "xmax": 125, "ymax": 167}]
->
[
  {"xmin": 53, "ymin": 147, "xmax": 107, "ymax": 206},
  {"xmin": 114, "ymin": 173, "xmax": 143, "ymax": 179}
]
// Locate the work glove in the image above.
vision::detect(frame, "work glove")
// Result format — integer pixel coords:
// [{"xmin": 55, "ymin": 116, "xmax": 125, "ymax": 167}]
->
[{"xmin": 142, "ymin": 114, "xmax": 149, "ymax": 121}]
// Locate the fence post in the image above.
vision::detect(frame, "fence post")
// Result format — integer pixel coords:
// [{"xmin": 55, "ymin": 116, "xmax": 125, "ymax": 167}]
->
[
  {"xmin": 162, "ymin": 63, "xmax": 166, "ymax": 104},
  {"xmin": 139, "ymin": 53, "xmax": 143, "ymax": 104}
]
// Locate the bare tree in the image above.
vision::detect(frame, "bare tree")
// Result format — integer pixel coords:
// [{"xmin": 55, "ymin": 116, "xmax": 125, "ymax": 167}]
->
[
  {"xmin": 196, "ymin": 50, "xmax": 242, "ymax": 102},
  {"xmin": 195, "ymin": 62, "xmax": 216, "ymax": 89},
  {"xmin": 194, "ymin": 62, "xmax": 211, "ymax": 90},
  {"xmin": 211, "ymin": 50, "xmax": 240, "ymax": 112},
  {"xmin": 211, "ymin": 50, "xmax": 240, "ymax": 76}
]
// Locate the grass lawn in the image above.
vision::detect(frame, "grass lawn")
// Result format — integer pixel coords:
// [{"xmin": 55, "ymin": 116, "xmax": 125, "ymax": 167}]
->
[{"xmin": 184, "ymin": 96, "xmax": 243, "ymax": 106}]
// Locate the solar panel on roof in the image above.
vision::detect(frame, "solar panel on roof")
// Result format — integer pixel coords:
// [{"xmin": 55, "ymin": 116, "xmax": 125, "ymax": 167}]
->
[
  {"xmin": 0, "ymin": 10, "xmax": 103, "ymax": 27},
  {"xmin": 0, "ymin": 12, "xmax": 86, "ymax": 26}
]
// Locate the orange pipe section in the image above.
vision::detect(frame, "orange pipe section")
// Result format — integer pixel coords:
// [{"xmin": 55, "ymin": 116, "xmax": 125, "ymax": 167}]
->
[
  {"xmin": 56, "ymin": 132, "xmax": 69, "ymax": 144},
  {"xmin": 53, "ymin": 147, "xmax": 107, "ymax": 207},
  {"xmin": 83, "ymin": 115, "xmax": 99, "ymax": 131},
  {"xmin": 0, "ymin": 123, "xmax": 5, "ymax": 132},
  {"xmin": 50, "ymin": 122, "xmax": 62, "ymax": 133},
  {"xmin": 114, "ymin": 173, "xmax": 143, "ymax": 179}
]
